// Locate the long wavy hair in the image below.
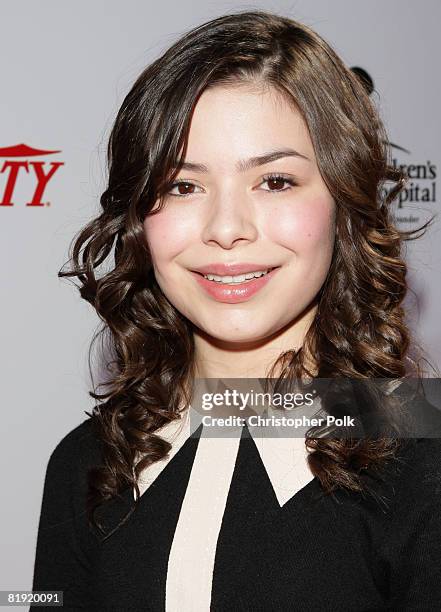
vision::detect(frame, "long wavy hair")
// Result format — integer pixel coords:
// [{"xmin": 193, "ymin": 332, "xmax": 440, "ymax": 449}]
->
[{"xmin": 59, "ymin": 10, "xmax": 435, "ymax": 538}]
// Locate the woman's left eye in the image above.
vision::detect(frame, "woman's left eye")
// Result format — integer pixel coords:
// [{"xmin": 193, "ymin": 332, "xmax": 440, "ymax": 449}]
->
[{"xmin": 260, "ymin": 175, "xmax": 297, "ymax": 192}]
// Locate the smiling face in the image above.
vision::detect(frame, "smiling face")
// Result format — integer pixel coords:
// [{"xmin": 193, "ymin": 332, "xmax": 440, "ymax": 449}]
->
[{"xmin": 143, "ymin": 83, "xmax": 335, "ymax": 350}]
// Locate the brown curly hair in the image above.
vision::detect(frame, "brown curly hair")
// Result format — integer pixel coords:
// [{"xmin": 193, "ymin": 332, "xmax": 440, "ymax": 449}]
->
[{"xmin": 58, "ymin": 10, "xmax": 435, "ymax": 539}]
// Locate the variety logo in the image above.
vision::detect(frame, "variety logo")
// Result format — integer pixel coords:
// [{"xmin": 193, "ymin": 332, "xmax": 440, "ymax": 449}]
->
[
  {"xmin": 351, "ymin": 67, "xmax": 437, "ymax": 225},
  {"xmin": 0, "ymin": 143, "xmax": 64, "ymax": 207}
]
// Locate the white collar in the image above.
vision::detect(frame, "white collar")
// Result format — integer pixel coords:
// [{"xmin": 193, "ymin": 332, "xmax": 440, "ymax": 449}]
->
[{"xmin": 136, "ymin": 404, "xmax": 314, "ymax": 508}]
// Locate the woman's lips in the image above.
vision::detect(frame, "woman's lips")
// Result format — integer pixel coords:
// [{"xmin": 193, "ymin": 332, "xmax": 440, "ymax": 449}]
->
[{"xmin": 190, "ymin": 267, "xmax": 280, "ymax": 303}]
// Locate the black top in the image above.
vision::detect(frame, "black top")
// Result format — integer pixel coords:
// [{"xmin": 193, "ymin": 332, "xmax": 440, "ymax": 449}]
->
[{"xmin": 31, "ymin": 405, "xmax": 441, "ymax": 611}]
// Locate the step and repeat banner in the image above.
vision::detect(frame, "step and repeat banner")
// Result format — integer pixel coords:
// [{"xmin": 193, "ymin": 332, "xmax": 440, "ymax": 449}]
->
[{"xmin": 1, "ymin": 0, "xmax": 439, "ymax": 598}]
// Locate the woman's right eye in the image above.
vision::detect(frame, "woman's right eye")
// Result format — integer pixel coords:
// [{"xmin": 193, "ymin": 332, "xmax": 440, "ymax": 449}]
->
[{"xmin": 168, "ymin": 181, "xmax": 203, "ymax": 197}]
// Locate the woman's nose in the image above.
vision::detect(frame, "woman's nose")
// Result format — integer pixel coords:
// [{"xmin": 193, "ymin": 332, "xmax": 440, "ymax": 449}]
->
[{"xmin": 199, "ymin": 188, "xmax": 259, "ymax": 249}]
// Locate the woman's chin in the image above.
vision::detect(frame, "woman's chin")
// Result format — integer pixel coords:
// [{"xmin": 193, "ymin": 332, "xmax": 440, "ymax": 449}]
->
[{"xmin": 195, "ymin": 322, "xmax": 279, "ymax": 347}]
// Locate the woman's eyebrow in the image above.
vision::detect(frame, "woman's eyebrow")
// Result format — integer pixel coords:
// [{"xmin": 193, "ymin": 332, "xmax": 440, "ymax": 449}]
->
[
  {"xmin": 176, "ymin": 148, "xmax": 311, "ymax": 173},
  {"xmin": 237, "ymin": 148, "xmax": 311, "ymax": 171}
]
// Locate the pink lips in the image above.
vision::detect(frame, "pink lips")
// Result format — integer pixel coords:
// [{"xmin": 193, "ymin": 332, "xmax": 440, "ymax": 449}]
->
[
  {"xmin": 192, "ymin": 262, "xmax": 277, "ymax": 276},
  {"xmin": 190, "ymin": 266, "xmax": 280, "ymax": 303}
]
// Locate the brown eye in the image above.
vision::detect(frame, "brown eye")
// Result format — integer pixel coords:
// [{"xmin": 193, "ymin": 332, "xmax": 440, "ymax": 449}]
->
[
  {"xmin": 261, "ymin": 175, "xmax": 296, "ymax": 193},
  {"xmin": 168, "ymin": 181, "xmax": 203, "ymax": 197},
  {"xmin": 267, "ymin": 177, "xmax": 286, "ymax": 191},
  {"xmin": 177, "ymin": 182, "xmax": 195, "ymax": 195}
]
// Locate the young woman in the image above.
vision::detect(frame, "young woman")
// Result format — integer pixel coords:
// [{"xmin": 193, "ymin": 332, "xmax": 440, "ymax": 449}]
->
[{"xmin": 31, "ymin": 11, "xmax": 441, "ymax": 611}]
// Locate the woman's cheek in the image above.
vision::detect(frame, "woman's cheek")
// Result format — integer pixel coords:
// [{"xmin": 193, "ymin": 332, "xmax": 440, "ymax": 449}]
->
[
  {"xmin": 143, "ymin": 209, "xmax": 196, "ymax": 265},
  {"xmin": 265, "ymin": 193, "xmax": 335, "ymax": 251}
]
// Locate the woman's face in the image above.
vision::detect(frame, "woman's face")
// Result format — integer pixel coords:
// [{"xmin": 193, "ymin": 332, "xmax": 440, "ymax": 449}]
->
[{"xmin": 143, "ymin": 84, "xmax": 335, "ymax": 345}]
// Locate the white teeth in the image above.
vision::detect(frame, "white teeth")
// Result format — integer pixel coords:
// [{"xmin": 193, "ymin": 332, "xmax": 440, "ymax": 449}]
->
[{"xmin": 203, "ymin": 269, "xmax": 272, "ymax": 283}]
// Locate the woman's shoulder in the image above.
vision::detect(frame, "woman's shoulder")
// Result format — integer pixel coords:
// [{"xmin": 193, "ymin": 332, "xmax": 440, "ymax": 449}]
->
[
  {"xmin": 35, "ymin": 416, "xmax": 103, "ymax": 534},
  {"xmin": 45, "ymin": 415, "xmax": 102, "ymax": 478},
  {"xmin": 368, "ymin": 435, "xmax": 441, "ymax": 530},
  {"xmin": 385, "ymin": 382, "xmax": 441, "ymax": 494},
  {"xmin": 394, "ymin": 436, "xmax": 441, "ymax": 494}
]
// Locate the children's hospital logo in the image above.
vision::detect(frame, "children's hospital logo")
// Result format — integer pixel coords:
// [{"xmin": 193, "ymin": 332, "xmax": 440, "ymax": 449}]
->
[
  {"xmin": 0, "ymin": 143, "xmax": 64, "ymax": 207},
  {"xmin": 351, "ymin": 67, "xmax": 437, "ymax": 225}
]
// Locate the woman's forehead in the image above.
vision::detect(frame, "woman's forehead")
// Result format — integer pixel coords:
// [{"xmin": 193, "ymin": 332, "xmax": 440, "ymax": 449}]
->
[{"xmin": 181, "ymin": 84, "xmax": 316, "ymax": 169}]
